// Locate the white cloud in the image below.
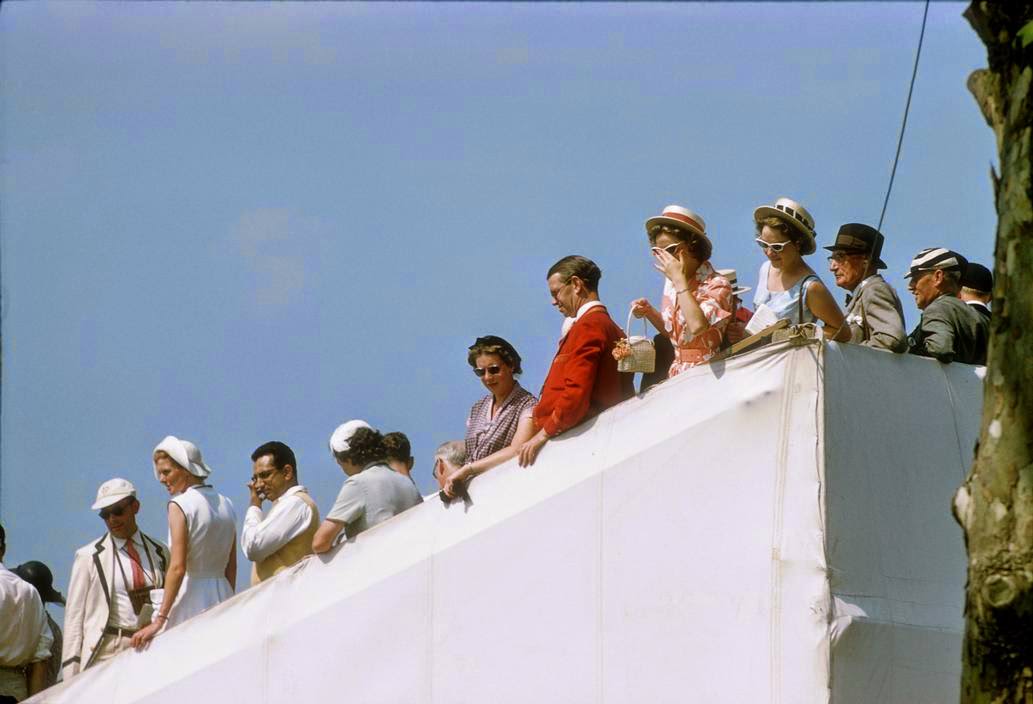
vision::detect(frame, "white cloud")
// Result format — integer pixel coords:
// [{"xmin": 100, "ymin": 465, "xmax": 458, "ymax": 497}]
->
[{"xmin": 229, "ymin": 207, "xmax": 326, "ymax": 308}]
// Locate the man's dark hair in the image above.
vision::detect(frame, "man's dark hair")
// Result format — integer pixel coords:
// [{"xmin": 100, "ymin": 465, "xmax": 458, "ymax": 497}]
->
[
  {"xmin": 547, "ymin": 255, "xmax": 602, "ymax": 292},
  {"xmin": 383, "ymin": 432, "xmax": 413, "ymax": 463},
  {"xmin": 251, "ymin": 441, "xmax": 298, "ymax": 478}
]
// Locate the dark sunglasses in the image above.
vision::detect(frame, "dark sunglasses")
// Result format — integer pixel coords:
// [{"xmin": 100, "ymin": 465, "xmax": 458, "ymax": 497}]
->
[
  {"xmin": 99, "ymin": 498, "xmax": 135, "ymax": 520},
  {"xmin": 473, "ymin": 365, "xmax": 502, "ymax": 377}
]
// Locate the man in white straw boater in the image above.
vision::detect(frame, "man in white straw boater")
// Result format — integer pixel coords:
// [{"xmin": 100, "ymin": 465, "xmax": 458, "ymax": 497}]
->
[
  {"xmin": 905, "ymin": 247, "xmax": 989, "ymax": 365},
  {"xmin": 62, "ymin": 479, "xmax": 168, "ymax": 680}
]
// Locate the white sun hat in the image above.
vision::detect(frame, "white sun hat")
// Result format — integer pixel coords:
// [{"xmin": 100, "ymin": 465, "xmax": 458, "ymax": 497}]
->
[
  {"xmin": 152, "ymin": 435, "xmax": 213, "ymax": 479},
  {"xmin": 329, "ymin": 420, "xmax": 374, "ymax": 456}
]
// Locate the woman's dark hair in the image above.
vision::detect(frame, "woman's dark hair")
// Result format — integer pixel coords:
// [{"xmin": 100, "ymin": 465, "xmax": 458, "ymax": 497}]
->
[
  {"xmin": 333, "ymin": 427, "xmax": 388, "ymax": 467},
  {"xmin": 755, "ymin": 216, "xmax": 803, "ymax": 248},
  {"xmin": 647, "ymin": 224, "xmax": 712, "ymax": 262},
  {"xmin": 467, "ymin": 335, "xmax": 522, "ymax": 375}
]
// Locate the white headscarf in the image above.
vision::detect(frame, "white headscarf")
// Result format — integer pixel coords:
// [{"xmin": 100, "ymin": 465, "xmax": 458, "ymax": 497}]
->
[
  {"xmin": 153, "ymin": 435, "xmax": 213, "ymax": 480},
  {"xmin": 329, "ymin": 420, "xmax": 373, "ymax": 456}
]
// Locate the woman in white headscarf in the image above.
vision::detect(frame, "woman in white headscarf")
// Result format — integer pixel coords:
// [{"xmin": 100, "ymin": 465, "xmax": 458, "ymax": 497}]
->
[{"xmin": 132, "ymin": 436, "xmax": 237, "ymax": 649}]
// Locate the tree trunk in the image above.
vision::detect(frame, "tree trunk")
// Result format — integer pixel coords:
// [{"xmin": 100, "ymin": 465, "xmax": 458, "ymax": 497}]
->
[{"xmin": 954, "ymin": 3, "xmax": 1033, "ymax": 703}]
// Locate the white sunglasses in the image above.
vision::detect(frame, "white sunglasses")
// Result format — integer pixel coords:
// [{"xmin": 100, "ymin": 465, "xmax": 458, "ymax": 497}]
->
[
  {"xmin": 755, "ymin": 238, "xmax": 792, "ymax": 253},
  {"xmin": 650, "ymin": 242, "xmax": 682, "ymax": 257}
]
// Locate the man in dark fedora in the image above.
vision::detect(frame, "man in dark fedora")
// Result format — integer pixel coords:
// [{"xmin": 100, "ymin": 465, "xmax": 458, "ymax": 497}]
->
[
  {"xmin": 905, "ymin": 248, "xmax": 989, "ymax": 365},
  {"xmin": 960, "ymin": 262, "xmax": 993, "ymax": 320},
  {"xmin": 824, "ymin": 223, "xmax": 907, "ymax": 352}
]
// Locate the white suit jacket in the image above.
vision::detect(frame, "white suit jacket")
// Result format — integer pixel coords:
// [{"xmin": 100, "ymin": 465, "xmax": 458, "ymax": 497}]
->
[{"xmin": 62, "ymin": 532, "xmax": 169, "ymax": 680}]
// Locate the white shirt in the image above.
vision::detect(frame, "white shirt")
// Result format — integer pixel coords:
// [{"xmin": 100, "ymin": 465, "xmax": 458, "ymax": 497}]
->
[
  {"xmin": 560, "ymin": 300, "xmax": 605, "ymax": 339},
  {"xmin": 241, "ymin": 485, "xmax": 315, "ymax": 563},
  {"xmin": 0, "ymin": 562, "xmax": 53, "ymax": 699},
  {"xmin": 110, "ymin": 531, "xmax": 160, "ymax": 629}
]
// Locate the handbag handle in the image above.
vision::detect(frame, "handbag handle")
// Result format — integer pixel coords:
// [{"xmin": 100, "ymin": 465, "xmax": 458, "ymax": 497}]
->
[{"xmin": 626, "ymin": 307, "xmax": 649, "ymax": 338}]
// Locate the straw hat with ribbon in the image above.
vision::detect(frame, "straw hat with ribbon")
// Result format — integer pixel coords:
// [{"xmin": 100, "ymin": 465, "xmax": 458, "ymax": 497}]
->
[{"xmin": 753, "ymin": 197, "xmax": 817, "ymax": 255}]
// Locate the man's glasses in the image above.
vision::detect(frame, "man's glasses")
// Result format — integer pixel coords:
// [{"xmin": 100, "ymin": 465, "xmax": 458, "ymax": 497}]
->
[
  {"xmin": 99, "ymin": 498, "xmax": 134, "ymax": 520},
  {"xmin": 650, "ymin": 242, "xmax": 682, "ymax": 257},
  {"xmin": 473, "ymin": 365, "xmax": 502, "ymax": 377},
  {"xmin": 827, "ymin": 252, "xmax": 865, "ymax": 263},
  {"xmin": 755, "ymin": 238, "xmax": 791, "ymax": 253}
]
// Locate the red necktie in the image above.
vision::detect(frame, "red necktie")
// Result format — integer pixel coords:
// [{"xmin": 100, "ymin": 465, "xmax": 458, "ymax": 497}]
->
[{"xmin": 124, "ymin": 540, "xmax": 146, "ymax": 590}]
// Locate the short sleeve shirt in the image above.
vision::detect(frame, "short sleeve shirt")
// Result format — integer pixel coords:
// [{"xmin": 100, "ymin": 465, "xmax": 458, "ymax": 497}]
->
[{"xmin": 327, "ymin": 464, "xmax": 423, "ymax": 538}]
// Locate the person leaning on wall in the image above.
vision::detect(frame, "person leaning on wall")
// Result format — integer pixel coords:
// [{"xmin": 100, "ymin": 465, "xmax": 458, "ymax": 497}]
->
[{"xmin": 313, "ymin": 421, "xmax": 423, "ymax": 554}]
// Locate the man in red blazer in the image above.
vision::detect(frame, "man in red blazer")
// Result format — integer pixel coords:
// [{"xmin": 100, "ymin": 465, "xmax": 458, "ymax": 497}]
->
[{"xmin": 518, "ymin": 255, "xmax": 634, "ymax": 466}]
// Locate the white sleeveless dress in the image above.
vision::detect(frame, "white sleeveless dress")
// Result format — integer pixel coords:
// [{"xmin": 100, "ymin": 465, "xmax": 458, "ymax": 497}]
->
[{"xmin": 166, "ymin": 484, "xmax": 237, "ymax": 628}]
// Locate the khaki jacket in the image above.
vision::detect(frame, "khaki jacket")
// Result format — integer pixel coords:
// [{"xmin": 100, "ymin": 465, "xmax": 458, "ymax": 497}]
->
[{"xmin": 62, "ymin": 532, "xmax": 168, "ymax": 680}]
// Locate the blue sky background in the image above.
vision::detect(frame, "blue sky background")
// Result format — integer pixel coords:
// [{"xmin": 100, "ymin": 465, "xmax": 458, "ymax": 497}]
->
[{"xmin": 1, "ymin": 2, "xmax": 996, "ymax": 597}]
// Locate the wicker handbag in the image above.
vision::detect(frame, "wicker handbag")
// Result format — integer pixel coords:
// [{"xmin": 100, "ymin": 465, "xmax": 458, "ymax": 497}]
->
[{"xmin": 616, "ymin": 310, "xmax": 656, "ymax": 374}]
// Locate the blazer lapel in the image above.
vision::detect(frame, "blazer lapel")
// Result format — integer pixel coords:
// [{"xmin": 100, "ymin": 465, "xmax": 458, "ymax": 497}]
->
[{"xmin": 92, "ymin": 535, "xmax": 113, "ymax": 609}]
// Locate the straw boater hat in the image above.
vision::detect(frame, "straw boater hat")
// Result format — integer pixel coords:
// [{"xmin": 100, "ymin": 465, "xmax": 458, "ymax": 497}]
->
[
  {"xmin": 152, "ymin": 435, "xmax": 213, "ymax": 480},
  {"xmin": 645, "ymin": 205, "xmax": 711, "ymax": 249},
  {"xmin": 716, "ymin": 268, "xmax": 751, "ymax": 296},
  {"xmin": 753, "ymin": 197, "xmax": 817, "ymax": 255}
]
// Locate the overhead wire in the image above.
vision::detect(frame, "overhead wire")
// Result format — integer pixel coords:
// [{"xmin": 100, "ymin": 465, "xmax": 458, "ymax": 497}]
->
[{"xmin": 878, "ymin": 0, "xmax": 931, "ymax": 232}]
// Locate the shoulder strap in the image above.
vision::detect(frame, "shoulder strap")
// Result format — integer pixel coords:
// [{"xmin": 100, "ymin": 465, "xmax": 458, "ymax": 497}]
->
[{"xmin": 797, "ymin": 275, "xmax": 819, "ymax": 324}]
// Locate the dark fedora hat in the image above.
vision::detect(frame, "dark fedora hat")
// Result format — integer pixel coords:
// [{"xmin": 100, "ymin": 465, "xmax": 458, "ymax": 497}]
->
[
  {"xmin": 962, "ymin": 262, "xmax": 993, "ymax": 293},
  {"xmin": 823, "ymin": 223, "xmax": 887, "ymax": 269}
]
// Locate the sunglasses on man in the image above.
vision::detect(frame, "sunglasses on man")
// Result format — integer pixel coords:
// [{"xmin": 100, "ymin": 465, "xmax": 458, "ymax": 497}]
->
[{"xmin": 98, "ymin": 497, "xmax": 135, "ymax": 520}]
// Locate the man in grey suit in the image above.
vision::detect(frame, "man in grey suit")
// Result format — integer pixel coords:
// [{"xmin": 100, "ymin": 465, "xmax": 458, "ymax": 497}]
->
[
  {"xmin": 824, "ymin": 223, "xmax": 907, "ymax": 352},
  {"xmin": 905, "ymin": 248, "xmax": 989, "ymax": 365}
]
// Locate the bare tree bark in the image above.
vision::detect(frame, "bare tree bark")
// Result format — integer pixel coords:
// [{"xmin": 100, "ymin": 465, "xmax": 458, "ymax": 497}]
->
[{"xmin": 953, "ymin": 3, "xmax": 1033, "ymax": 702}]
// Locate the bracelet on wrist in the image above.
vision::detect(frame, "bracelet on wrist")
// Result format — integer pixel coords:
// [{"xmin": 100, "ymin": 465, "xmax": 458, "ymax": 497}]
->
[{"xmin": 155, "ymin": 614, "xmax": 168, "ymax": 622}]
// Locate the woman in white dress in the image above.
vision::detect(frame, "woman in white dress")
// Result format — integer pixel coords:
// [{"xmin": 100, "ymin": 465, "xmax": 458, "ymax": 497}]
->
[{"xmin": 132, "ymin": 436, "xmax": 237, "ymax": 649}]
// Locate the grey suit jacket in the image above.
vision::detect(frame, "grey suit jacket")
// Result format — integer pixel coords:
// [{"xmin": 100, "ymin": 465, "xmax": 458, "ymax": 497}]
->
[
  {"xmin": 908, "ymin": 293, "xmax": 989, "ymax": 365},
  {"xmin": 844, "ymin": 275, "xmax": 907, "ymax": 352}
]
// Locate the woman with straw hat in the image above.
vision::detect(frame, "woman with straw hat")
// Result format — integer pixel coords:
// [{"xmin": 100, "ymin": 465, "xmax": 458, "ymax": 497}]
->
[
  {"xmin": 751, "ymin": 197, "xmax": 849, "ymax": 340},
  {"xmin": 132, "ymin": 436, "xmax": 237, "ymax": 649},
  {"xmin": 631, "ymin": 205, "xmax": 734, "ymax": 377}
]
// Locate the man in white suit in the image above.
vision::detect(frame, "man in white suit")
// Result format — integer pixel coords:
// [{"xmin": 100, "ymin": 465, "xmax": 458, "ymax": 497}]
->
[{"xmin": 62, "ymin": 479, "xmax": 169, "ymax": 680}]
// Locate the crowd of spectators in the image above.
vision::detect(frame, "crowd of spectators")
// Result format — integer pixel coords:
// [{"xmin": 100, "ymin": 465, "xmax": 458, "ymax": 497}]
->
[{"xmin": 0, "ymin": 198, "xmax": 993, "ymax": 700}]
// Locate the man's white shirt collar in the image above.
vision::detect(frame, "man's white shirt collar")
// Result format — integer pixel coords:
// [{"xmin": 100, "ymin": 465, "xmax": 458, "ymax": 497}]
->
[
  {"xmin": 111, "ymin": 529, "xmax": 141, "ymax": 550},
  {"xmin": 560, "ymin": 300, "xmax": 604, "ymax": 339}
]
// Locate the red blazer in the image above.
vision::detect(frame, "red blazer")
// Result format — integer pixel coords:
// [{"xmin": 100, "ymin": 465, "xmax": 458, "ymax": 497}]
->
[{"xmin": 534, "ymin": 304, "xmax": 635, "ymax": 437}]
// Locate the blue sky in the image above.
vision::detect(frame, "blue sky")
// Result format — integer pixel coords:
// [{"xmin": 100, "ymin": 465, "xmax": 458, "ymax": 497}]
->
[{"xmin": 1, "ymin": 2, "xmax": 995, "ymax": 596}]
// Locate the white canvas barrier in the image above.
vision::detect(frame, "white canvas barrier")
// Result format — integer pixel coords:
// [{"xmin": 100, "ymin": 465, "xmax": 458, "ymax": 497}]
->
[{"xmin": 34, "ymin": 340, "xmax": 981, "ymax": 703}]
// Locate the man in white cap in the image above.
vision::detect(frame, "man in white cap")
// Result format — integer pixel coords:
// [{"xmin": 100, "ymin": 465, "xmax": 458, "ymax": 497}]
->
[
  {"xmin": 0, "ymin": 522, "xmax": 53, "ymax": 703},
  {"xmin": 905, "ymin": 248, "xmax": 989, "ymax": 365},
  {"xmin": 62, "ymin": 479, "xmax": 169, "ymax": 680}
]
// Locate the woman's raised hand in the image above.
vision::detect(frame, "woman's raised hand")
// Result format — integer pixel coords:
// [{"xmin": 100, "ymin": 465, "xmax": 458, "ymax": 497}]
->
[
  {"xmin": 630, "ymin": 298, "xmax": 655, "ymax": 319},
  {"xmin": 653, "ymin": 248, "xmax": 688, "ymax": 287}
]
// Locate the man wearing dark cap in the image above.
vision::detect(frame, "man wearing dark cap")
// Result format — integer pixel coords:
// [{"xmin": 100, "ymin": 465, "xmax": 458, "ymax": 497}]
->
[
  {"xmin": 12, "ymin": 562, "xmax": 63, "ymax": 689},
  {"xmin": 905, "ymin": 248, "xmax": 989, "ymax": 365},
  {"xmin": 825, "ymin": 223, "xmax": 907, "ymax": 352},
  {"xmin": 960, "ymin": 262, "xmax": 993, "ymax": 320}
]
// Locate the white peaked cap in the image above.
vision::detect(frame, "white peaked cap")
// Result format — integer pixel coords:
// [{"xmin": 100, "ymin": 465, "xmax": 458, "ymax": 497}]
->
[
  {"xmin": 329, "ymin": 420, "xmax": 374, "ymax": 456},
  {"xmin": 92, "ymin": 477, "xmax": 137, "ymax": 510},
  {"xmin": 153, "ymin": 435, "xmax": 213, "ymax": 480}
]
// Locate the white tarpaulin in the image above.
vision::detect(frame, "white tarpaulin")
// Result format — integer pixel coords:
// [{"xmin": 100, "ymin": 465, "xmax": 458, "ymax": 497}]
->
[{"xmin": 33, "ymin": 340, "xmax": 981, "ymax": 703}]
